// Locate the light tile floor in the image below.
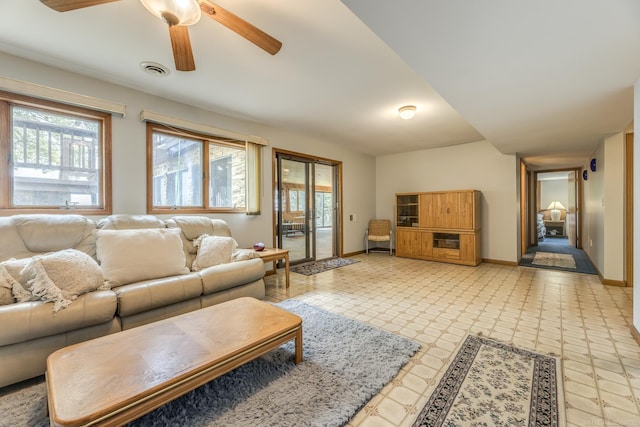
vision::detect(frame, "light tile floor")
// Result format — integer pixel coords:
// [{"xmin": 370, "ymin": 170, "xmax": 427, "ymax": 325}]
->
[{"xmin": 265, "ymin": 254, "xmax": 640, "ymax": 427}]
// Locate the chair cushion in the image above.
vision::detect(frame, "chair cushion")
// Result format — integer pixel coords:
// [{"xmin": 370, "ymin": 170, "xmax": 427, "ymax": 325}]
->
[{"xmin": 368, "ymin": 235, "xmax": 391, "ymax": 242}]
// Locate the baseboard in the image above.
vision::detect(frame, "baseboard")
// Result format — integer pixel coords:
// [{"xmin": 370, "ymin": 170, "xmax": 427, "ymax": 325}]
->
[
  {"xmin": 343, "ymin": 250, "xmax": 365, "ymax": 257},
  {"xmin": 483, "ymin": 258, "xmax": 518, "ymax": 266},
  {"xmin": 585, "ymin": 253, "xmax": 629, "ymax": 287},
  {"xmin": 631, "ymin": 325, "xmax": 640, "ymax": 348},
  {"xmin": 602, "ymin": 278, "xmax": 627, "ymax": 287}
]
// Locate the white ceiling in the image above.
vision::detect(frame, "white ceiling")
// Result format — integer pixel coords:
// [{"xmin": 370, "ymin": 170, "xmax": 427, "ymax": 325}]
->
[
  {"xmin": 343, "ymin": 0, "xmax": 640, "ymax": 169},
  {"xmin": 1, "ymin": 1, "xmax": 639, "ymax": 169}
]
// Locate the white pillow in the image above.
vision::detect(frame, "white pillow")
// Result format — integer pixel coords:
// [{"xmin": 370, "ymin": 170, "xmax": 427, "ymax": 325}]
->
[
  {"xmin": 25, "ymin": 260, "xmax": 74, "ymax": 312},
  {"xmin": 0, "ymin": 258, "xmax": 36, "ymax": 304},
  {"xmin": 192, "ymin": 235, "xmax": 238, "ymax": 271},
  {"xmin": 0, "ymin": 258, "xmax": 31, "ymax": 286},
  {"xmin": 95, "ymin": 228, "xmax": 189, "ymax": 288},
  {"xmin": 22, "ymin": 249, "xmax": 105, "ymax": 313}
]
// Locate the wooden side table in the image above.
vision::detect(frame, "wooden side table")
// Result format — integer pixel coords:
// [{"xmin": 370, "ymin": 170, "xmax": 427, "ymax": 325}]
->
[{"xmin": 255, "ymin": 248, "xmax": 290, "ymax": 288}]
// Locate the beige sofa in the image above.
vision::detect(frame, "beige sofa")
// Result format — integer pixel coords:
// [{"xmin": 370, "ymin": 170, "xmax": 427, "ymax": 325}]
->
[{"xmin": 0, "ymin": 214, "xmax": 265, "ymax": 388}]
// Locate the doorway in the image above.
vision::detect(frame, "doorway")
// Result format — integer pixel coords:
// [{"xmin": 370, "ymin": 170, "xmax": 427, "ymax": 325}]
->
[
  {"xmin": 273, "ymin": 149, "xmax": 342, "ymax": 265},
  {"xmin": 536, "ymin": 170, "xmax": 579, "ymax": 247},
  {"xmin": 519, "ymin": 168, "xmax": 597, "ymax": 274}
]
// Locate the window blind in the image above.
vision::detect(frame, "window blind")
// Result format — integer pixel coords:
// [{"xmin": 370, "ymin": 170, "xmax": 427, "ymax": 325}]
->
[
  {"xmin": 0, "ymin": 76, "xmax": 126, "ymax": 117},
  {"xmin": 139, "ymin": 110, "xmax": 268, "ymax": 146}
]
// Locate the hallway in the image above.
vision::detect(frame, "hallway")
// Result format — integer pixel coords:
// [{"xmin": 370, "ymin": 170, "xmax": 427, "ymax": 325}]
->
[{"xmin": 519, "ymin": 237, "xmax": 598, "ymax": 275}]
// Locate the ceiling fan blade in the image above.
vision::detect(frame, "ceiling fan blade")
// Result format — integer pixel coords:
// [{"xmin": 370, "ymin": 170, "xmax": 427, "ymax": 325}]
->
[
  {"xmin": 199, "ymin": 0, "xmax": 282, "ymax": 55},
  {"xmin": 169, "ymin": 25, "xmax": 196, "ymax": 72},
  {"xmin": 40, "ymin": 0, "xmax": 120, "ymax": 12}
]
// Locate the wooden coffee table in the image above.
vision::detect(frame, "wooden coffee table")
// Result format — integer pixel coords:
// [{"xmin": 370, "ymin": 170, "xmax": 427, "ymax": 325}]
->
[{"xmin": 46, "ymin": 297, "xmax": 302, "ymax": 427}]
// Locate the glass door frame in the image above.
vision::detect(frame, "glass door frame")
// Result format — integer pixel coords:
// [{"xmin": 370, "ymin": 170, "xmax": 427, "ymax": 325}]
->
[{"xmin": 272, "ymin": 148, "xmax": 343, "ymax": 265}]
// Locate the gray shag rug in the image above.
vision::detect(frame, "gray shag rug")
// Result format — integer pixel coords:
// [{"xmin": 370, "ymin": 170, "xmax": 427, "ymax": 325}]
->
[
  {"xmin": 0, "ymin": 299, "xmax": 419, "ymax": 427},
  {"xmin": 290, "ymin": 258, "xmax": 359, "ymax": 276}
]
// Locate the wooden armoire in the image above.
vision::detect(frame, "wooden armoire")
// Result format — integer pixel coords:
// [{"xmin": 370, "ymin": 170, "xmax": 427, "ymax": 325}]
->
[{"xmin": 395, "ymin": 190, "xmax": 481, "ymax": 266}]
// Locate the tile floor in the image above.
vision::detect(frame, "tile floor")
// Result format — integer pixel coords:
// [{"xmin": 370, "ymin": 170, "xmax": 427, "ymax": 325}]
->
[{"xmin": 265, "ymin": 254, "xmax": 640, "ymax": 427}]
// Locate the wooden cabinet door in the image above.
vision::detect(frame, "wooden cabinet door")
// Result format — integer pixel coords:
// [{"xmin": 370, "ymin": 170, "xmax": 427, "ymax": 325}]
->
[
  {"xmin": 457, "ymin": 191, "xmax": 474, "ymax": 230},
  {"xmin": 459, "ymin": 233, "xmax": 475, "ymax": 263},
  {"xmin": 420, "ymin": 231, "xmax": 433, "ymax": 257},
  {"xmin": 419, "ymin": 194, "xmax": 434, "ymax": 228},
  {"xmin": 434, "ymin": 192, "xmax": 458, "ymax": 229},
  {"xmin": 396, "ymin": 229, "xmax": 420, "ymax": 256}
]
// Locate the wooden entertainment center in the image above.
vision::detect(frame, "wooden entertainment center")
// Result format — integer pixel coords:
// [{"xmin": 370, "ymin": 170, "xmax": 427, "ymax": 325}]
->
[{"xmin": 395, "ymin": 190, "xmax": 482, "ymax": 266}]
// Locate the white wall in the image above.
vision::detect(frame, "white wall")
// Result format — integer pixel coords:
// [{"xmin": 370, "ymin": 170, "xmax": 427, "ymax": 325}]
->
[
  {"xmin": 582, "ymin": 132, "xmax": 625, "ymax": 281},
  {"xmin": 603, "ymin": 133, "xmax": 625, "ymax": 281},
  {"xmin": 583, "ymin": 142, "xmax": 605, "ymax": 271},
  {"xmin": 375, "ymin": 140, "xmax": 518, "ymax": 263},
  {"xmin": 0, "ymin": 52, "xmax": 376, "ymax": 254},
  {"xmin": 540, "ymin": 179, "xmax": 568, "ymax": 211}
]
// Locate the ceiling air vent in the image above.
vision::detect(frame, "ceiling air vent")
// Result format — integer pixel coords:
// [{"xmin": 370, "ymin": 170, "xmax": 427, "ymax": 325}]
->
[{"xmin": 140, "ymin": 62, "xmax": 170, "ymax": 77}]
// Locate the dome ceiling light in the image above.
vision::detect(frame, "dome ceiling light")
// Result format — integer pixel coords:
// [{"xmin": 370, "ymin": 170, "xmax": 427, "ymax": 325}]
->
[{"xmin": 399, "ymin": 105, "xmax": 416, "ymax": 120}]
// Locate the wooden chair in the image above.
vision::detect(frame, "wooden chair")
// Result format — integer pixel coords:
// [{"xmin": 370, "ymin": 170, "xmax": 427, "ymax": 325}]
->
[{"xmin": 365, "ymin": 219, "xmax": 393, "ymax": 255}]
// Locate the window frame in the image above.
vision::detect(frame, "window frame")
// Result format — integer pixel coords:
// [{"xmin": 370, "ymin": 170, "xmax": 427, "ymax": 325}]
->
[
  {"xmin": 146, "ymin": 122, "xmax": 248, "ymax": 214},
  {"xmin": 0, "ymin": 90, "xmax": 112, "ymax": 215}
]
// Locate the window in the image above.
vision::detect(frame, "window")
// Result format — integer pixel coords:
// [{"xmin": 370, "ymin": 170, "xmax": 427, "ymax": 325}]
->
[
  {"xmin": 289, "ymin": 189, "xmax": 305, "ymax": 212},
  {"xmin": 0, "ymin": 91, "xmax": 112, "ymax": 214},
  {"xmin": 315, "ymin": 191, "xmax": 333, "ymax": 227},
  {"xmin": 147, "ymin": 123, "xmax": 256, "ymax": 213}
]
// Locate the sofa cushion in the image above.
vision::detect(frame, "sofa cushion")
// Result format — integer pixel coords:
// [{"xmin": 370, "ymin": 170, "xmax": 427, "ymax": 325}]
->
[
  {"xmin": 198, "ymin": 258, "xmax": 265, "ymax": 295},
  {"xmin": 0, "ymin": 214, "xmax": 96, "ymax": 261},
  {"xmin": 0, "ymin": 290, "xmax": 117, "ymax": 346},
  {"xmin": 22, "ymin": 249, "xmax": 105, "ymax": 313},
  {"xmin": 165, "ymin": 216, "xmax": 233, "ymax": 269},
  {"xmin": 113, "ymin": 273, "xmax": 203, "ymax": 317},
  {"xmin": 97, "ymin": 214, "xmax": 166, "ymax": 230},
  {"xmin": 192, "ymin": 235, "xmax": 237, "ymax": 271},
  {"xmin": 95, "ymin": 228, "xmax": 189, "ymax": 288}
]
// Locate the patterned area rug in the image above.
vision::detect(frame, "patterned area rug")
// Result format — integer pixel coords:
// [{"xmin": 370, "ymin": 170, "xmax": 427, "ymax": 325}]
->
[
  {"xmin": 532, "ymin": 252, "xmax": 576, "ymax": 269},
  {"xmin": 290, "ymin": 257, "xmax": 359, "ymax": 275},
  {"xmin": 413, "ymin": 335, "xmax": 564, "ymax": 427}
]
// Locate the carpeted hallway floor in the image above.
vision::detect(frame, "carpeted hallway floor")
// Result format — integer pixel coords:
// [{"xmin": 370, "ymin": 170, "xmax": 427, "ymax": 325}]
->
[{"xmin": 519, "ymin": 236, "xmax": 598, "ymax": 274}]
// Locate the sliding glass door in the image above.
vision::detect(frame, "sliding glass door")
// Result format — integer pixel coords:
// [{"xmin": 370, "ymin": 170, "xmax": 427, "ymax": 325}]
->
[
  {"xmin": 278, "ymin": 156, "xmax": 314, "ymax": 264},
  {"xmin": 275, "ymin": 151, "xmax": 340, "ymax": 265}
]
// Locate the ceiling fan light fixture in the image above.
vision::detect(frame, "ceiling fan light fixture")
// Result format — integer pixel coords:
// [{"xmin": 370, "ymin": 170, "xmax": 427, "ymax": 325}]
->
[
  {"xmin": 399, "ymin": 105, "xmax": 416, "ymax": 120},
  {"xmin": 140, "ymin": 0, "xmax": 202, "ymax": 26}
]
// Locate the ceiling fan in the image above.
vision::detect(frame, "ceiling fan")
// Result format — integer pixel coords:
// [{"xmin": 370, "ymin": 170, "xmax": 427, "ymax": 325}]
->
[{"xmin": 39, "ymin": 0, "xmax": 282, "ymax": 72}]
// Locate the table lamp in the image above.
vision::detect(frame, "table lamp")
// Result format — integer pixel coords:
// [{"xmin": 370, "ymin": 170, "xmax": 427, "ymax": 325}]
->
[{"xmin": 547, "ymin": 201, "xmax": 565, "ymax": 221}]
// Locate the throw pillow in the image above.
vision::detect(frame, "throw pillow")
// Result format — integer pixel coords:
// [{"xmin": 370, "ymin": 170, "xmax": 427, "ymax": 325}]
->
[
  {"xmin": 21, "ymin": 249, "xmax": 105, "ymax": 313},
  {"xmin": 28, "ymin": 248, "xmax": 103, "ymax": 295},
  {"xmin": 0, "ymin": 258, "xmax": 36, "ymax": 303},
  {"xmin": 192, "ymin": 235, "xmax": 238, "ymax": 271},
  {"xmin": 95, "ymin": 228, "xmax": 189, "ymax": 288},
  {"xmin": 0, "ymin": 258, "xmax": 31, "ymax": 286},
  {"xmin": 26, "ymin": 260, "xmax": 74, "ymax": 313}
]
